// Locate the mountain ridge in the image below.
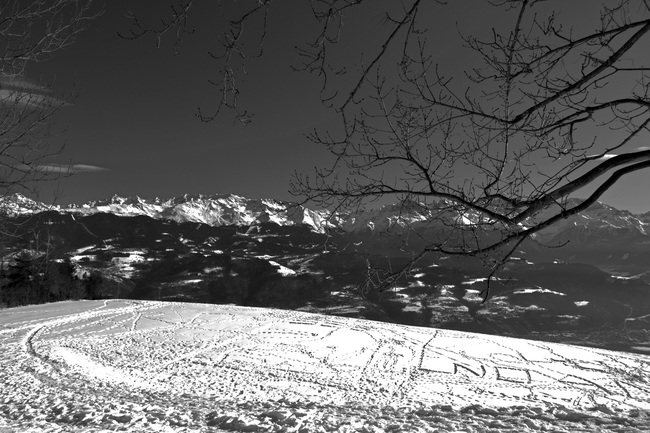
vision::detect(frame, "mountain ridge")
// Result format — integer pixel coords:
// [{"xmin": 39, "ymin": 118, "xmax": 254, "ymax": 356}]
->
[
  {"xmin": 2, "ymin": 192, "xmax": 647, "ymax": 239},
  {"xmin": 0, "ymin": 192, "xmax": 334, "ymax": 233}
]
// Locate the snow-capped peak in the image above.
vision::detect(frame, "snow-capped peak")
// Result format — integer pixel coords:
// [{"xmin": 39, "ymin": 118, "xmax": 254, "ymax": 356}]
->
[
  {"xmin": 1, "ymin": 192, "xmax": 647, "ymax": 239},
  {"xmin": 0, "ymin": 192, "xmax": 52, "ymax": 216},
  {"xmin": 59, "ymin": 193, "xmax": 332, "ymax": 233}
]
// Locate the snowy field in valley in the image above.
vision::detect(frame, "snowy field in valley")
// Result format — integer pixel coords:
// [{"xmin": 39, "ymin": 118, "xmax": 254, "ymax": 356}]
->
[{"xmin": 1, "ymin": 300, "xmax": 649, "ymax": 432}]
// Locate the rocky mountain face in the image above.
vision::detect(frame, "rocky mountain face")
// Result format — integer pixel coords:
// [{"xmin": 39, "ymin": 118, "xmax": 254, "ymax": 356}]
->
[
  {"xmin": 3, "ymin": 192, "xmax": 648, "ymax": 238},
  {"xmin": 522, "ymin": 200, "xmax": 650, "ymax": 269},
  {"xmin": 1, "ymin": 192, "xmax": 650, "ymax": 355},
  {"xmin": 0, "ymin": 193, "xmax": 333, "ymax": 232}
]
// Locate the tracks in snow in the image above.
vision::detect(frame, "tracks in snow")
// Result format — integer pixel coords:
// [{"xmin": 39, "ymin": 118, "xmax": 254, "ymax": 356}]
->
[{"xmin": 4, "ymin": 300, "xmax": 650, "ymax": 412}]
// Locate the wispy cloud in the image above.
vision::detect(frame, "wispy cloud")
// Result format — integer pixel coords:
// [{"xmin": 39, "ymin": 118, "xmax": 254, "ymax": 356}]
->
[
  {"xmin": 16, "ymin": 163, "xmax": 109, "ymax": 174},
  {"xmin": 0, "ymin": 76, "xmax": 48, "ymax": 92},
  {"xmin": 0, "ymin": 76, "xmax": 67, "ymax": 108},
  {"xmin": 39, "ymin": 164, "xmax": 108, "ymax": 174}
]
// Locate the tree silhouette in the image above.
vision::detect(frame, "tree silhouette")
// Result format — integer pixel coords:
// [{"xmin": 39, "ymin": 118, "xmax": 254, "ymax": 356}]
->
[
  {"xmin": 0, "ymin": 249, "xmax": 105, "ymax": 307},
  {"xmin": 126, "ymin": 1, "xmax": 650, "ymax": 300},
  {"xmin": 1, "ymin": 250, "xmax": 34, "ymax": 306},
  {"xmin": 0, "ymin": 0, "xmax": 100, "ymax": 196},
  {"xmin": 0, "ymin": 0, "xmax": 100, "ymax": 264}
]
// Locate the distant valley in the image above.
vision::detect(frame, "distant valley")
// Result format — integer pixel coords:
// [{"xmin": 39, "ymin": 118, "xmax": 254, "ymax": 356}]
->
[{"xmin": 1, "ymin": 193, "xmax": 649, "ymax": 355}]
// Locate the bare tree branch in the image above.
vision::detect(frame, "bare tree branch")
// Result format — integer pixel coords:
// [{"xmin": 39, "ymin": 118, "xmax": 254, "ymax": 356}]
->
[
  {"xmin": 0, "ymin": 1, "xmax": 100, "ymax": 195},
  {"xmin": 127, "ymin": 1, "xmax": 650, "ymax": 299}
]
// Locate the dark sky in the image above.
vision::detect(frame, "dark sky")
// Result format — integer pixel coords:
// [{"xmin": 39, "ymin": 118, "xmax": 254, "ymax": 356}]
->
[
  {"xmin": 29, "ymin": 1, "xmax": 338, "ymax": 205},
  {"xmin": 25, "ymin": 1, "xmax": 650, "ymax": 214}
]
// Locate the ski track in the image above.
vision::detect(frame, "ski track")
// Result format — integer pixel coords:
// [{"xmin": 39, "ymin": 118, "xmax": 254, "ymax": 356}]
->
[{"xmin": 1, "ymin": 299, "xmax": 650, "ymax": 432}]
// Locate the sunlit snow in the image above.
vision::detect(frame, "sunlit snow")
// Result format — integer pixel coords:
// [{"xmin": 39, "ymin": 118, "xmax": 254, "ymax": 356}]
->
[
  {"xmin": 1, "ymin": 300, "xmax": 649, "ymax": 432},
  {"xmin": 268, "ymin": 260, "xmax": 296, "ymax": 276},
  {"xmin": 463, "ymin": 277, "xmax": 488, "ymax": 285},
  {"xmin": 513, "ymin": 288, "xmax": 567, "ymax": 296}
]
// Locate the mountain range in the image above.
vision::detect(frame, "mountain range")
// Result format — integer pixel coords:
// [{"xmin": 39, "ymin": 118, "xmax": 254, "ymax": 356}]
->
[
  {"xmin": 3, "ymin": 191, "xmax": 649, "ymax": 234},
  {"xmin": 1, "ymin": 192, "xmax": 650, "ymax": 355}
]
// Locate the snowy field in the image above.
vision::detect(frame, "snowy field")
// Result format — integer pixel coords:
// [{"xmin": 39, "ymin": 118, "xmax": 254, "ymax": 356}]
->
[{"xmin": 1, "ymin": 300, "xmax": 649, "ymax": 432}]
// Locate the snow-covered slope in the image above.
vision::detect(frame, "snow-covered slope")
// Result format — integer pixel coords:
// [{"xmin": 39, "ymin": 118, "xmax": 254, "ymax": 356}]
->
[{"xmin": 1, "ymin": 300, "xmax": 649, "ymax": 432}]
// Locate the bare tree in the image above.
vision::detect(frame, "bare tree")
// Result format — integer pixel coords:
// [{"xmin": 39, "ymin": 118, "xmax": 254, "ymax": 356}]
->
[
  {"xmin": 0, "ymin": 0, "xmax": 99, "ymax": 197},
  {"xmin": 126, "ymin": 0, "xmax": 650, "ymax": 300},
  {"xmin": 0, "ymin": 0, "xmax": 99, "ymax": 260}
]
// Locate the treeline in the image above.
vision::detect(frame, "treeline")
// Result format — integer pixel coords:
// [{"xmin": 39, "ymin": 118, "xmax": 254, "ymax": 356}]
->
[{"xmin": 0, "ymin": 251, "xmax": 105, "ymax": 308}]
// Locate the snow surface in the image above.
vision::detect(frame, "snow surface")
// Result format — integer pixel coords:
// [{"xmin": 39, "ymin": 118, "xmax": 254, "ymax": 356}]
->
[
  {"xmin": 267, "ymin": 260, "xmax": 297, "ymax": 276},
  {"xmin": 512, "ymin": 288, "xmax": 567, "ymax": 296},
  {"xmin": 1, "ymin": 299, "xmax": 650, "ymax": 432}
]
